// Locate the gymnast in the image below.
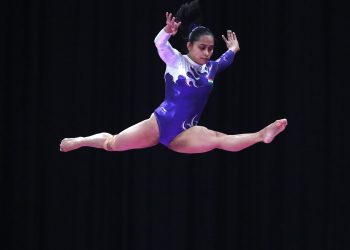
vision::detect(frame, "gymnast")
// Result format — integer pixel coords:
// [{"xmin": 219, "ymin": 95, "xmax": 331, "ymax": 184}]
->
[{"xmin": 60, "ymin": 0, "xmax": 287, "ymax": 154}]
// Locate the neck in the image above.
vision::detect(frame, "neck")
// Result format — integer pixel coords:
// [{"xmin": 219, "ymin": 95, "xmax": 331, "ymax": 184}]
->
[{"xmin": 186, "ymin": 54, "xmax": 202, "ymax": 66}]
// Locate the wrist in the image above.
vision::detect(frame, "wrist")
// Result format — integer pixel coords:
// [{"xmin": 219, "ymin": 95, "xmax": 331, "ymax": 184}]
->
[
  {"xmin": 229, "ymin": 47, "xmax": 240, "ymax": 53},
  {"xmin": 163, "ymin": 26, "xmax": 172, "ymax": 34}
]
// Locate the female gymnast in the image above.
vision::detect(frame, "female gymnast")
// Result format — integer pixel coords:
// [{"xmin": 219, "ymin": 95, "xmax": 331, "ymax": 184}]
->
[{"xmin": 60, "ymin": 0, "xmax": 287, "ymax": 154}]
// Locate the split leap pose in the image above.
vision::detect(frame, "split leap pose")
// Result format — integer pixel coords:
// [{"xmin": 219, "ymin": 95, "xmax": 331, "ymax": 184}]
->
[{"xmin": 60, "ymin": 0, "xmax": 287, "ymax": 154}]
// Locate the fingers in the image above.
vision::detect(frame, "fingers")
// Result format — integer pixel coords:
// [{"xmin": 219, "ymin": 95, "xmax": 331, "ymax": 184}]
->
[
  {"xmin": 221, "ymin": 34, "xmax": 228, "ymax": 43},
  {"xmin": 226, "ymin": 30, "xmax": 237, "ymax": 40},
  {"xmin": 166, "ymin": 12, "xmax": 176, "ymax": 23},
  {"xmin": 166, "ymin": 12, "xmax": 171, "ymax": 23},
  {"xmin": 165, "ymin": 11, "xmax": 181, "ymax": 33},
  {"xmin": 232, "ymin": 32, "xmax": 237, "ymax": 40},
  {"xmin": 166, "ymin": 12, "xmax": 174, "ymax": 21},
  {"xmin": 175, "ymin": 21, "xmax": 181, "ymax": 29}
]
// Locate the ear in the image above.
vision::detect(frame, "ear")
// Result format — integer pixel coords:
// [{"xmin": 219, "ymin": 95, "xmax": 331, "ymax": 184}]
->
[{"xmin": 187, "ymin": 42, "xmax": 192, "ymax": 51}]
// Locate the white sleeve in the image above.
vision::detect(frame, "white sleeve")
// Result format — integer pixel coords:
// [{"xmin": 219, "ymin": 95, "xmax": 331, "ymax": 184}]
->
[{"xmin": 154, "ymin": 29, "xmax": 181, "ymax": 67}]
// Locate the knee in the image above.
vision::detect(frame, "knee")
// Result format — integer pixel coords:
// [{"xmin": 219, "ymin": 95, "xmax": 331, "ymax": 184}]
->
[
  {"xmin": 103, "ymin": 134, "xmax": 118, "ymax": 151},
  {"xmin": 215, "ymin": 131, "xmax": 226, "ymax": 138}
]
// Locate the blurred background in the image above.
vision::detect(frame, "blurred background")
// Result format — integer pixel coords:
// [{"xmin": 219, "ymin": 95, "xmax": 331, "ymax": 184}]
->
[{"xmin": 1, "ymin": 0, "xmax": 349, "ymax": 249}]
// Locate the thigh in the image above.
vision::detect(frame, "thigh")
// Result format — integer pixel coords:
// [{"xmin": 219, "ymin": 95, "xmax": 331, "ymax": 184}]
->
[
  {"xmin": 111, "ymin": 114, "xmax": 160, "ymax": 150},
  {"xmin": 168, "ymin": 126, "xmax": 222, "ymax": 154}
]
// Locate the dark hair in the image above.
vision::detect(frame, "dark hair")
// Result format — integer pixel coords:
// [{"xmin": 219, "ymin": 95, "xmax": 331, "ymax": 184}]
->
[{"xmin": 175, "ymin": 0, "xmax": 213, "ymax": 42}]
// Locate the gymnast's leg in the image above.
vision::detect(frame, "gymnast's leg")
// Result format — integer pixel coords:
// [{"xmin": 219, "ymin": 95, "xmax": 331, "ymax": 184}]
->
[
  {"xmin": 59, "ymin": 114, "xmax": 159, "ymax": 152},
  {"xmin": 168, "ymin": 119, "xmax": 287, "ymax": 154}
]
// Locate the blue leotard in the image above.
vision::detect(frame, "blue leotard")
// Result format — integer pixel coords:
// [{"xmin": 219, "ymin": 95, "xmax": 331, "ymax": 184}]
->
[{"xmin": 154, "ymin": 29, "xmax": 235, "ymax": 147}]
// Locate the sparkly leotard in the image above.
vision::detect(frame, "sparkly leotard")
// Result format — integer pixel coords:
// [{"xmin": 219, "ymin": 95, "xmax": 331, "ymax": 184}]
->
[{"xmin": 154, "ymin": 29, "xmax": 235, "ymax": 147}]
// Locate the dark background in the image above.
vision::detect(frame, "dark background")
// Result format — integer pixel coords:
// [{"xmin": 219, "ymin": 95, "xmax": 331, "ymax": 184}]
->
[{"xmin": 1, "ymin": 0, "xmax": 349, "ymax": 249}]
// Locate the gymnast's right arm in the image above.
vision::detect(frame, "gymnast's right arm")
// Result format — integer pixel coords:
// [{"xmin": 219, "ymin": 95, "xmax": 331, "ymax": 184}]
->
[
  {"xmin": 154, "ymin": 12, "xmax": 182, "ymax": 66},
  {"xmin": 154, "ymin": 29, "xmax": 181, "ymax": 66}
]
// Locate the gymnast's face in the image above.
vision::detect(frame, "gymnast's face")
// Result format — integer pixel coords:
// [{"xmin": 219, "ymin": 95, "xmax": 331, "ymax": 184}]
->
[{"xmin": 187, "ymin": 34, "xmax": 214, "ymax": 65}]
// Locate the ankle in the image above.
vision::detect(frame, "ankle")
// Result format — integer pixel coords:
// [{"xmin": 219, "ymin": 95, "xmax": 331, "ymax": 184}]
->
[{"xmin": 257, "ymin": 130, "xmax": 265, "ymax": 143}]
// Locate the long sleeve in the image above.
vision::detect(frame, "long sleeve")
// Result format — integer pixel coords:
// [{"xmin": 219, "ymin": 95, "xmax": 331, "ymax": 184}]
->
[
  {"xmin": 154, "ymin": 29, "xmax": 181, "ymax": 67},
  {"xmin": 215, "ymin": 50, "xmax": 235, "ymax": 74}
]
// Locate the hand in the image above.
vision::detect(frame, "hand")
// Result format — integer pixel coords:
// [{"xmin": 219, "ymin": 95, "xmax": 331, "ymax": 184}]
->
[
  {"xmin": 222, "ymin": 30, "xmax": 240, "ymax": 53},
  {"xmin": 164, "ymin": 12, "xmax": 181, "ymax": 36}
]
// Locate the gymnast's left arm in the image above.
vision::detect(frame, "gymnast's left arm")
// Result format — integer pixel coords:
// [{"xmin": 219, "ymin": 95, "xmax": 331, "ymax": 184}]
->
[{"xmin": 216, "ymin": 30, "xmax": 240, "ymax": 73}]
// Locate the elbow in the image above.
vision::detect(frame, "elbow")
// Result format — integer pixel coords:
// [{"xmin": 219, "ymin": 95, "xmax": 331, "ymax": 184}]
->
[{"xmin": 154, "ymin": 40, "xmax": 160, "ymax": 49}]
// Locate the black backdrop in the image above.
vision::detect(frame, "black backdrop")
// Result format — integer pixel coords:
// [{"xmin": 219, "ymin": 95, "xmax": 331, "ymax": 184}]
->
[{"xmin": 1, "ymin": 0, "xmax": 350, "ymax": 249}]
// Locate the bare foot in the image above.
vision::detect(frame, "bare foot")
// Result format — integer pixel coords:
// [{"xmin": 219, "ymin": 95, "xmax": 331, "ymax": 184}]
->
[
  {"xmin": 60, "ymin": 137, "xmax": 83, "ymax": 152},
  {"xmin": 260, "ymin": 119, "xmax": 288, "ymax": 143}
]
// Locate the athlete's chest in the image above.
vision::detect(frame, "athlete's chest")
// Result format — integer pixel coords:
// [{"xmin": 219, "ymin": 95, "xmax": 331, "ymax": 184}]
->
[{"xmin": 167, "ymin": 60, "xmax": 216, "ymax": 88}]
